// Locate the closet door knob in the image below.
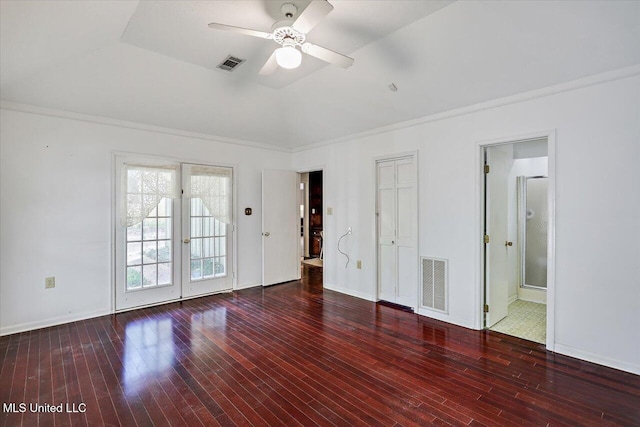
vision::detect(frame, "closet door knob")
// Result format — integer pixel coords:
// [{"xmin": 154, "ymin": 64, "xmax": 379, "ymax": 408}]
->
[{"xmin": 263, "ymin": 232, "xmax": 270, "ymax": 237}]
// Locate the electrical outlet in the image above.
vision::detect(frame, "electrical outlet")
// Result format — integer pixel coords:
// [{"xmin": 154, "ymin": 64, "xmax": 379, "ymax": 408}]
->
[
  {"xmin": 327, "ymin": 207, "xmax": 333, "ymax": 215},
  {"xmin": 45, "ymin": 277, "xmax": 55, "ymax": 289},
  {"xmin": 356, "ymin": 260, "xmax": 362, "ymax": 269}
]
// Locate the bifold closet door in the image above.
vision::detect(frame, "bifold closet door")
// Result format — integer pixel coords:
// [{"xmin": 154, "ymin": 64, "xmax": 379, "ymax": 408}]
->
[{"xmin": 377, "ymin": 157, "xmax": 417, "ymax": 308}]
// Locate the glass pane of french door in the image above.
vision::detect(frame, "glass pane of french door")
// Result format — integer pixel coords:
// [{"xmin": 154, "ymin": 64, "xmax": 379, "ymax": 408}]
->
[{"xmin": 126, "ymin": 197, "xmax": 173, "ymax": 289}]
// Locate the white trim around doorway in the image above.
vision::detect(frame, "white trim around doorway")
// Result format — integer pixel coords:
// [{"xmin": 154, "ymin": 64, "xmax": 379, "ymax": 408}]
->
[
  {"xmin": 296, "ymin": 165, "xmax": 325, "ymax": 287},
  {"xmin": 476, "ymin": 130, "xmax": 556, "ymax": 351},
  {"xmin": 110, "ymin": 151, "xmax": 239, "ymax": 314}
]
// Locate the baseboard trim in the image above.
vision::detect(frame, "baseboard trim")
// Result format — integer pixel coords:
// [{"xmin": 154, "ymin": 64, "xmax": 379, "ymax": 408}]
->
[
  {"xmin": 508, "ymin": 294, "xmax": 518, "ymax": 304},
  {"xmin": 0, "ymin": 309, "xmax": 112, "ymax": 336},
  {"xmin": 234, "ymin": 282, "xmax": 262, "ymax": 290},
  {"xmin": 553, "ymin": 343, "xmax": 640, "ymax": 375},
  {"xmin": 323, "ymin": 284, "xmax": 375, "ymax": 302}
]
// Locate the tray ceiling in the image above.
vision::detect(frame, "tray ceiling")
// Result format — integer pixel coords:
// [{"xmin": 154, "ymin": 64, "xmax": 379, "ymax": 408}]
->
[{"xmin": 1, "ymin": 1, "xmax": 639, "ymax": 149}]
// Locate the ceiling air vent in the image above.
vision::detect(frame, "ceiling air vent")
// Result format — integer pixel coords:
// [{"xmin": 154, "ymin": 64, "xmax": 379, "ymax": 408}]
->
[{"xmin": 217, "ymin": 55, "xmax": 245, "ymax": 72}]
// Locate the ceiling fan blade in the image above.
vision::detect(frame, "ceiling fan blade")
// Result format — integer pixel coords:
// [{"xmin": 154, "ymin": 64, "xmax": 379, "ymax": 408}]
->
[
  {"xmin": 302, "ymin": 43, "xmax": 354, "ymax": 68},
  {"xmin": 259, "ymin": 50, "xmax": 279, "ymax": 75},
  {"xmin": 208, "ymin": 22, "xmax": 272, "ymax": 39},
  {"xmin": 292, "ymin": 0, "xmax": 334, "ymax": 34}
]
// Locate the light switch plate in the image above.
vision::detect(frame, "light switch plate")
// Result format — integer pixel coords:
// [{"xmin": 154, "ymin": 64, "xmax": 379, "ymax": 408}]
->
[
  {"xmin": 327, "ymin": 207, "xmax": 333, "ymax": 215},
  {"xmin": 45, "ymin": 277, "xmax": 55, "ymax": 289},
  {"xmin": 356, "ymin": 260, "xmax": 362, "ymax": 269}
]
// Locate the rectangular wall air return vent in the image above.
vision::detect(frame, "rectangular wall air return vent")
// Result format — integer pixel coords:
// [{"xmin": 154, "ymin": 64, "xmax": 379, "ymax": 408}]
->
[
  {"xmin": 421, "ymin": 257, "xmax": 448, "ymax": 313},
  {"xmin": 217, "ymin": 55, "xmax": 245, "ymax": 72}
]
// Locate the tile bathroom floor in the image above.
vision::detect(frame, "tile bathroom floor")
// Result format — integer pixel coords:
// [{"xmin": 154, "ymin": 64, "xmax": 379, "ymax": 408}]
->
[{"xmin": 490, "ymin": 299, "xmax": 546, "ymax": 344}]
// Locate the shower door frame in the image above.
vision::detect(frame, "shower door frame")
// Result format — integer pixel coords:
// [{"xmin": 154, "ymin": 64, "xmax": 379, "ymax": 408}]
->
[{"xmin": 518, "ymin": 175, "xmax": 549, "ymax": 290}]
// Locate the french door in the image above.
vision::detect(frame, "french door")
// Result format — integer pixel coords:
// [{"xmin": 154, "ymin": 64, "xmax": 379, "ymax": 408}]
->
[
  {"xmin": 181, "ymin": 164, "xmax": 233, "ymax": 298},
  {"xmin": 115, "ymin": 158, "xmax": 233, "ymax": 311}
]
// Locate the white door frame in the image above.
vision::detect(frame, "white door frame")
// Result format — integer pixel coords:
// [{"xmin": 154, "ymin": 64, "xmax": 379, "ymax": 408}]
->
[
  {"xmin": 477, "ymin": 130, "xmax": 556, "ymax": 351},
  {"xmin": 373, "ymin": 151, "xmax": 419, "ymax": 310},
  {"xmin": 111, "ymin": 152, "xmax": 238, "ymax": 313}
]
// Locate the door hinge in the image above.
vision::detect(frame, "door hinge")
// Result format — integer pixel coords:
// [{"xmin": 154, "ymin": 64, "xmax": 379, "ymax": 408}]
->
[
  {"xmin": 484, "ymin": 234, "xmax": 490, "ymax": 244},
  {"xmin": 484, "ymin": 304, "xmax": 489, "ymax": 313},
  {"xmin": 484, "ymin": 164, "xmax": 490, "ymax": 174}
]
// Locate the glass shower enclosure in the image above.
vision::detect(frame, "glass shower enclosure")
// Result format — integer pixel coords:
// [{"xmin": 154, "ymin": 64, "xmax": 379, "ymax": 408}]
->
[{"xmin": 518, "ymin": 176, "xmax": 548, "ymax": 288}]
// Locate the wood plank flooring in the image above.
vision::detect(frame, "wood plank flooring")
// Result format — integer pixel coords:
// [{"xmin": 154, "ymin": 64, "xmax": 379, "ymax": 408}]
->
[{"xmin": 1, "ymin": 265, "xmax": 639, "ymax": 426}]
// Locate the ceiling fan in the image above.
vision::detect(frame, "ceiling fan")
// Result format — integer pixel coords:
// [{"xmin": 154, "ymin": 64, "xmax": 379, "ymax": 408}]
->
[{"xmin": 208, "ymin": 0, "xmax": 354, "ymax": 75}]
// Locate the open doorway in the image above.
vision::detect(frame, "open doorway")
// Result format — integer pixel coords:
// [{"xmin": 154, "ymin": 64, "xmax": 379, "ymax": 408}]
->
[
  {"xmin": 299, "ymin": 171, "xmax": 323, "ymax": 270},
  {"xmin": 483, "ymin": 137, "xmax": 553, "ymax": 345}
]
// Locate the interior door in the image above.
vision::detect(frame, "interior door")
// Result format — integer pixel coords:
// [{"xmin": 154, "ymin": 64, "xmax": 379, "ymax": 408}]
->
[
  {"xmin": 262, "ymin": 169, "xmax": 299, "ymax": 286},
  {"xmin": 377, "ymin": 156, "xmax": 417, "ymax": 308},
  {"xmin": 181, "ymin": 164, "xmax": 233, "ymax": 298},
  {"xmin": 485, "ymin": 147, "xmax": 510, "ymax": 327}
]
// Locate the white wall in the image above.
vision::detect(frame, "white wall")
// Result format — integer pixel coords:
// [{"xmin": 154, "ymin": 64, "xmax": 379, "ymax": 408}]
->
[
  {"xmin": 506, "ymin": 157, "xmax": 548, "ymax": 303},
  {"xmin": 0, "ymin": 107, "xmax": 290, "ymax": 335},
  {"xmin": 292, "ymin": 72, "xmax": 640, "ymax": 374},
  {"xmin": 2, "ymin": 71, "xmax": 639, "ymax": 375}
]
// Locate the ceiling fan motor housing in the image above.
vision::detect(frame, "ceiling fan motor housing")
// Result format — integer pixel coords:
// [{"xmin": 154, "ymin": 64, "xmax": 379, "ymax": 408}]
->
[
  {"xmin": 272, "ymin": 24, "xmax": 305, "ymax": 46},
  {"xmin": 207, "ymin": 0, "xmax": 354, "ymax": 74}
]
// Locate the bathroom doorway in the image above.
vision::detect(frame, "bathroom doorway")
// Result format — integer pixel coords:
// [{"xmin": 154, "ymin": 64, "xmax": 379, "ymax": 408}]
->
[{"xmin": 482, "ymin": 137, "xmax": 554, "ymax": 345}]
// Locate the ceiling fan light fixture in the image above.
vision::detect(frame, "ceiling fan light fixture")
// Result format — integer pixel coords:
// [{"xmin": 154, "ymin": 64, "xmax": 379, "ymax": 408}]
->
[{"xmin": 275, "ymin": 45, "xmax": 302, "ymax": 69}]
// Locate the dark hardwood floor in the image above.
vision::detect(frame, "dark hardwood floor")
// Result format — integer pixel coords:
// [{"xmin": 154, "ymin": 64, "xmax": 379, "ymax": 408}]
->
[{"xmin": 1, "ymin": 265, "xmax": 639, "ymax": 426}]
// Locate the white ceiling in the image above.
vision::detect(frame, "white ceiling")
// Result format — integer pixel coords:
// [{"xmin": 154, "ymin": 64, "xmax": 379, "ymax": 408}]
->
[
  {"xmin": 1, "ymin": 0, "xmax": 639, "ymax": 150},
  {"xmin": 121, "ymin": 0, "xmax": 452, "ymax": 89}
]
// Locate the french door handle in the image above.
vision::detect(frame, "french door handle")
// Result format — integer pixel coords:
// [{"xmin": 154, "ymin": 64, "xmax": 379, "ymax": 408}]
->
[
  {"xmin": 183, "ymin": 238, "xmax": 190, "ymax": 244},
  {"xmin": 262, "ymin": 232, "xmax": 270, "ymax": 237}
]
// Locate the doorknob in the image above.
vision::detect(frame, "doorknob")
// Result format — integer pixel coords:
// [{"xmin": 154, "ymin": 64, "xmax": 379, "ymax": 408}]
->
[
  {"xmin": 183, "ymin": 238, "xmax": 190, "ymax": 244},
  {"xmin": 505, "ymin": 241, "xmax": 513, "ymax": 247},
  {"xmin": 391, "ymin": 240, "xmax": 395, "ymax": 245},
  {"xmin": 262, "ymin": 232, "xmax": 270, "ymax": 237}
]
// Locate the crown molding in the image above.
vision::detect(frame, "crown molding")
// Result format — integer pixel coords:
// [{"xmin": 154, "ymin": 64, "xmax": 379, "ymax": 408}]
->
[
  {"xmin": 3, "ymin": 64, "xmax": 639, "ymax": 155},
  {"xmin": 293, "ymin": 64, "xmax": 640, "ymax": 153},
  {"xmin": 0, "ymin": 100, "xmax": 292, "ymax": 153}
]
